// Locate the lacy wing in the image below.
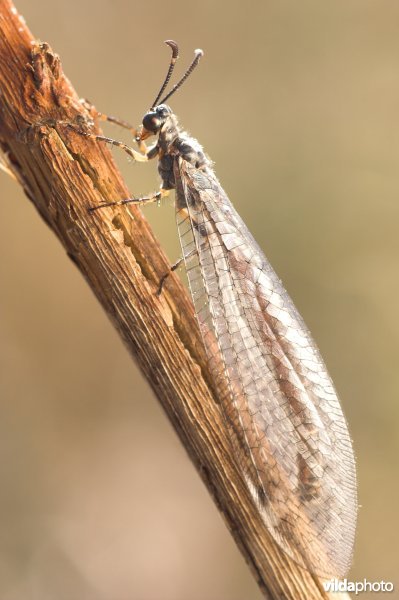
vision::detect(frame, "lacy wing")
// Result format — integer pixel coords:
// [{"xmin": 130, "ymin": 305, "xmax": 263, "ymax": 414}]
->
[{"xmin": 174, "ymin": 157, "xmax": 357, "ymax": 577}]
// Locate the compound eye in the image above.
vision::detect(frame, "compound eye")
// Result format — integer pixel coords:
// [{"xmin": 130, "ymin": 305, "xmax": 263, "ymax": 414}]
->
[{"xmin": 142, "ymin": 112, "xmax": 162, "ymax": 133}]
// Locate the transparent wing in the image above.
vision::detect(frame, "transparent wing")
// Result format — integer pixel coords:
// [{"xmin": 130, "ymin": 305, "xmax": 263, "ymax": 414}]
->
[{"xmin": 175, "ymin": 157, "xmax": 357, "ymax": 578}]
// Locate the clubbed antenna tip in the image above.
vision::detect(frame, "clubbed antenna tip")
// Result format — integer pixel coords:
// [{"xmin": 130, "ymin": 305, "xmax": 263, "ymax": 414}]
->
[{"xmin": 150, "ymin": 41, "xmax": 204, "ymax": 109}]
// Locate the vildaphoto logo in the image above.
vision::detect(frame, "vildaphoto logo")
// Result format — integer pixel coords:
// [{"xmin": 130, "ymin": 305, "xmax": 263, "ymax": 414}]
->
[{"xmin": 323, "ymin": 578, "xmax": 394, "ymax": 595}]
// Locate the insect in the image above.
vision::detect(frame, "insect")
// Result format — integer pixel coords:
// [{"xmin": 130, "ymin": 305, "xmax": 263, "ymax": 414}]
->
[{"xmin": 81, "ymin": 40, "xmax": 357, "ymax": 578}]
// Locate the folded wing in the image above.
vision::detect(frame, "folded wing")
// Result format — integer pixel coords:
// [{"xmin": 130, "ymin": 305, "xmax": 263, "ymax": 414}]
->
[{"xmin": 175, "ymin": 158, "xmax": 357, "ymax": 577}]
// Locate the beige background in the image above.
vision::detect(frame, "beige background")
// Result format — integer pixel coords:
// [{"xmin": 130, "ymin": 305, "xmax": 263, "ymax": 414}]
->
[{"xmin": 1, "ymin": 1, "xmax": 398, "ymax": 599}]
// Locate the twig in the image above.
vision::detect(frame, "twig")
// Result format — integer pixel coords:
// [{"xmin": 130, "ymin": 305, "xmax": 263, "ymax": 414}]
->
[{"xmin": 0, "ymin": 1, "xmax": 350, "ymax": 598}]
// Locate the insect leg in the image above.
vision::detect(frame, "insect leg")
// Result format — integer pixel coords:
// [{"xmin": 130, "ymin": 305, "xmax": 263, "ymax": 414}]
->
[
  {"xmin": 79, "ymin": 99, "xmax": 148, "ymax": 153},
  {"xmin": 157, "ymin": 257, "xmax": 184, "ymax": 296},
  {"xmin": 67, "ymin": 124, "xmax": 149, "ymax": 163},
  {"xmin": 88, "ymin": 188, "xmax": 170, "ymax": 213},
  {"xmin": 156, "ymin": 249, "xmax": 197, "ymax": 296},
  {"xmin": 96, "ymin": 112, "xmax": 148, "ymax": 154},
  {"xmin": 97, "ymin": 113, "xmax": 137, "ymax": 134}
]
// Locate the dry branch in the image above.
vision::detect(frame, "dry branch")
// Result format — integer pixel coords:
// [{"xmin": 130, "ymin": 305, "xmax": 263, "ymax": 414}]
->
[{"xmin": 0, "ymin": 1, "xmax": 350, "ymax": 598}]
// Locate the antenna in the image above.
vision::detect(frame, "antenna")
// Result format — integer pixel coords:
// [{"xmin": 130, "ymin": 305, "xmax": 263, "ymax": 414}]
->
[
  {"xmin": 150, "ymin": 40, "xmax": 179, "ymax": 109},
  {"xmin": 159, "ymin": 47, "xmax": 203, "ymax": 105}
]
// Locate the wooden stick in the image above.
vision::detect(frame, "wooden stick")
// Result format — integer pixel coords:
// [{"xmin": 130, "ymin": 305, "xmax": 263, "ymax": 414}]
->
[{"xmin": 0, "ymin": 2, "xmax": 350, "ymax": 598}]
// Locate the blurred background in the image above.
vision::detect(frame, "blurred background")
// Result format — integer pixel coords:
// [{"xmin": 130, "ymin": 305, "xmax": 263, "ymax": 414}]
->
[{"xmin": 1, "ymin": 1, "xmax": 398, "ymax": 598}]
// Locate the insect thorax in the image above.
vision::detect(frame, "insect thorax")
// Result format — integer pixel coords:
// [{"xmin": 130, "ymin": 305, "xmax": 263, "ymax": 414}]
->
[{"xmin": 156, "ymin": 110, "xmax": 208, "ymax": 191}]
